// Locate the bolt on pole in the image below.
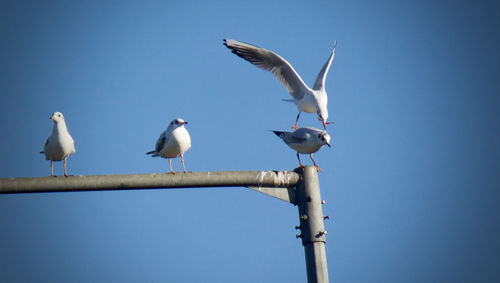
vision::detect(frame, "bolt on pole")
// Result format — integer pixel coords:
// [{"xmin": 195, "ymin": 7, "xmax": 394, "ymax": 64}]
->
[{"xmin": 294, "ymin": 166, "xmax": 329, "ymax": 283}]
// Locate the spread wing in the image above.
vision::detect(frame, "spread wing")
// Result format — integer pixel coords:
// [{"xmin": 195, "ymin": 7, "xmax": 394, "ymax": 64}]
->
[
  {"xmin": 224, "ymin": 39, "xmax": 311, "ymax": 100},
  {"xmin": 313, "ymin": 41, "xmax": 336, "ymax": 91}
]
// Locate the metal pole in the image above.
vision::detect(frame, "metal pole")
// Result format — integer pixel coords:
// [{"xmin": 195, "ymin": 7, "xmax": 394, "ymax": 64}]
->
[
  {"xmin": 294, "ymin": 166, "xmax": 329, "ymax": 283},
  {"xmin": 0, "ymin": 167, "xmax": 330, "ymax": 282},
  {"xmin": 0, "ymin": 171, "xmax": 299, "ymax": 194}
]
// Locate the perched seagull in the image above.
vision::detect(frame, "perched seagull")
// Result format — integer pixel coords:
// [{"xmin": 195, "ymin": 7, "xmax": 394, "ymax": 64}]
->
[
  {"xmin": 146, "ymin": 118, "xmax": 192, "ymax": 174},
  {"xmin": 273, "ymin": 127, "xmax": 331, "ymax": 172},
  {"xmin": 224, "ymin": 39, "xmax": 336, "ymax": 129},
  {"xmin": 40, "ymin": 112, "xmax": 76, "ymax": 177}
]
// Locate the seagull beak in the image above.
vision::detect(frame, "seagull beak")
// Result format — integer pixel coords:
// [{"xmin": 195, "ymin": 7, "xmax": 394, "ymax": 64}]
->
[
  {"xmin": 322, "ymin": 121, "xmax": 327, "ymax": 129},
  {"xmin": 50, "ymin": 116, "xmax": 55, "ymax": 121},
  {"xmin": 326, "ymin": 142, "xmax": 331, "ymax": 147},
  {"xmin": 182, "ymin": 121, "xmax": 188, "ymax": 125}
]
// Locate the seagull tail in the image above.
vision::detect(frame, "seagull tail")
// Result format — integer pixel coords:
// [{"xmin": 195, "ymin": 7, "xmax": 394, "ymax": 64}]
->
[
  {"xmin": 146, "ymin": 150, "xmax": 156, "ymax": 155},
  {"xmin": 272, "ymin": 131, "xmax": 286, "ymax": 137},
  {"xmin": 40, "ymin": 151, "xmax": 44, "ymax": 154},
  {"xmin": 281, "ymin": 99, "xmax": 295, "ymax": 103}
]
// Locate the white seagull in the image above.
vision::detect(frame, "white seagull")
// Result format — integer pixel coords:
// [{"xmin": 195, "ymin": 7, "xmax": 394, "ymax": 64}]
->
[
  {"xmin": 146, "ymin": 118, "xmax": 192, "ymax": 174},
  {"xmin": 273, "ymin": 127, "xmax": 331, "ymax": 172},
  {"xmin": 224, "ymin": 39, "xmax": 336, "ymax": 129},
  {"xmin": 41, "ymin": 112, "xmax": 76, "ymax": 177}
]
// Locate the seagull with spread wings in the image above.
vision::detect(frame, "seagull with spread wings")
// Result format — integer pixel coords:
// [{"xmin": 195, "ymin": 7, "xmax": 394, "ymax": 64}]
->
[{"xmin": 224, "ymin": 39, "xmax": 336, "ymax": 129}]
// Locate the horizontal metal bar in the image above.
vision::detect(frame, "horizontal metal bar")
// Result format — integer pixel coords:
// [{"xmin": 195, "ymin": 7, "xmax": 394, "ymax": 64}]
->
[{"xmin": 0, "ymin": 171, "xmax": 300, "ymax": 194}]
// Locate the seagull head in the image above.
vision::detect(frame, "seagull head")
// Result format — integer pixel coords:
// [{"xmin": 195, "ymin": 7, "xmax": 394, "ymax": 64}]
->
[
  {"xmin": 168, "ymin": 118, "xmax": 188, "ymax": 130},
  {"xmin": 318, "ymin": 131, "xmax": 331, "ymax": 147},
  {"xmin": 317, "ymin": 109, "xmax": 330, "ymax": 129},
  {"xmin": 50, "ymin": 112, "xmax": 64, "ymax": 123}
]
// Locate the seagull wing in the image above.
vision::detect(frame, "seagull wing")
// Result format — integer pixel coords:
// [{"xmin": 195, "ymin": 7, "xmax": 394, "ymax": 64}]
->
[
  {"xmin": 155, "ymin": 132, "xmax": 168, "ymax": 154},
  {"xmin": 224, "ymin": 39, "xmax": 311, "ymax": 100},
  {"xmin": 283, "ymin": 131, "xmax": 308, "ymax": 145},
  {"xmin": 43, "ymin": 138, "xmax": 50, "ymax": 150},
  {"xmin": 313, "ymin": 41, "xmax": 336, "ymax": 91}
]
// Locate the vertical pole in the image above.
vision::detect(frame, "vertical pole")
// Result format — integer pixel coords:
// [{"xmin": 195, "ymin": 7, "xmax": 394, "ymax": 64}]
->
[{"xmin": 295, "ymin": 166, "xmax": 329, "ymax": 283}]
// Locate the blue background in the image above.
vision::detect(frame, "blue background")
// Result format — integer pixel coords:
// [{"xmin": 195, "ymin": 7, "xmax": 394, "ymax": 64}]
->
[{"xmin": 1, "ymin": 0, "xmax": 499, "ymax": 282}]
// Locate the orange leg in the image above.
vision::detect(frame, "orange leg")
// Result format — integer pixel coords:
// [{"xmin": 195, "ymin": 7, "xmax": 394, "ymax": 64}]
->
[
  {"xmin": 296, "ymin": 152, "xmax": 305, "ymax": 168},
  {"xmin": 310, "ymin": 154, "xmax": 322, "ymax": 172},
  {"xmin": 292, "ymin": 112, "xmax": 301, "ymax": 130}
]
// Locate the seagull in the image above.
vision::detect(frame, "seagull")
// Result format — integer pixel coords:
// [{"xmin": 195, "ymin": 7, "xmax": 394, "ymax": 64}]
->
[
  {"xmin": 224, "ymin": 39, "xmax": 336, "ymax": 130},
  {"xmin": 40, "ymin": 112, "xmax": 76, "ymax": 177},
  {"xmin": 273, "ymin": 127, "xmax": 331, "ymax": 172},
  {"xmin": 146, "ymin": 118, "xmax": 192, "ymax": 174}
]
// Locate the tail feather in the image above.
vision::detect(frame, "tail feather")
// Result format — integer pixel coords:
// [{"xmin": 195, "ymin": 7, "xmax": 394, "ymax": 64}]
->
[
  {"xmin": 146, "ymin": 150, "xmax": 156, "ymax": 155},
  {"xmin": 273, "ymin": 131, "xmax": 285, "ymax": 137}
]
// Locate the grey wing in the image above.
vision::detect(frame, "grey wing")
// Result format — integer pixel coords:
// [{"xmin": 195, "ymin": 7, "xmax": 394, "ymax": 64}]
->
[
  {"xmin": 224, "ymin": 39, "xmax": 311, "ymax": 100},
  {"xmin": 289, "ymin": 127, "xmax": 324, "ymax": 144},
  {"xmin": 41, "ymin": 137, "xmax": 50, "ymax": 153},
  {"xmin": 155, "ymin": 132, "xmax": 168, "ymax": 153},
  {"xmin": 282, "ymin": 130, "xmax": 309, "ymax": 145},
  {"xmin": 313, "ymin": 41, "xmax": 336, "ymax": 91}
]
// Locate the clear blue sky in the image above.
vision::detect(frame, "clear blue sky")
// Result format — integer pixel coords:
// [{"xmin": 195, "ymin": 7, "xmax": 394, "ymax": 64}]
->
[{"xmin": 1, "ymin": 0, "xmax": 499, "ymax": 282}]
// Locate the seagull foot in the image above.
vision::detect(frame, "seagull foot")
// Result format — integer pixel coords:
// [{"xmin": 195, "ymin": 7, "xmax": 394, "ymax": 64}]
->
[
  {"xmin": 168, "ymin": 171, "xmax": 176, "ymax": 175},
  {"xmin": 315, "ymin": 165, "xmax": 323, "ymax": 172}
]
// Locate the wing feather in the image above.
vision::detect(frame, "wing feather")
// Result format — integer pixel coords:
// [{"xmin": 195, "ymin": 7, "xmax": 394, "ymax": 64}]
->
[
  {"xmin": 313, "ymin": 41, "xmax": 336, "ymax": 91},
  {"xmin": 155, "ymin": 132, "xmax": 168, "ymax": 153},
  {"xmin": 224, "ymin": 39, "xmax": 311, "ymax": 100}
]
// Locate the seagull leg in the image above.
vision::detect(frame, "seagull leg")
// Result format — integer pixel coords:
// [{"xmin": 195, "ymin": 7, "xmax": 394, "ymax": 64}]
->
[
  {"xmin": 296, "ymin": 152, "xmax": 305, "ymax": 168},
  {"xmin": 292, "ymin": 112, "xmax": 301, "ymax": 130},
  {"xmin": 63, "ymin": 158, "xmax": 69, "ymax": 177},
  {"xmin": 50, "ymin": 161, "xmax": 55, "ymax": 177},
  {"xmin": 310, "ymin": 154, "xmax": 322, "ymax": 172},
  {"xmin": 180, "ymin": 154, "xmax": 187, "ymax": 173},
  {"xmin": 168, "ymin": 158, "xmax": 175, "ymax": 174}
]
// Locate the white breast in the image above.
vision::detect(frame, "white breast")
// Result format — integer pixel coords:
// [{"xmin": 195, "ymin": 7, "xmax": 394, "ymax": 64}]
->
[
  {"xmin": 44, "ymin": 132, "xmax": 75, "ymax": 161},
  {"xmin": 159, "ymin": 127, "xmax": 191, "ymax": 158}
]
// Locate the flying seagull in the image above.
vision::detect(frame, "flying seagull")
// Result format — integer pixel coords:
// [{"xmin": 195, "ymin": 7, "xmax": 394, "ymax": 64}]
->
[
  {"xmin": 147, "ymin": 118, "xmax": 192, "ymax": 174},
  {"xmin": 41, "ymin": 112, "xmax": 76, "ymax": 177},
  {"xmin": 273, "ymin": 127, "xmax": 331, "ymax": 172},
  {"xmin": 224, "ymin": 39, "xmax": 336, "ymax": 129}
]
